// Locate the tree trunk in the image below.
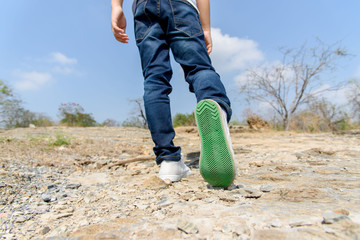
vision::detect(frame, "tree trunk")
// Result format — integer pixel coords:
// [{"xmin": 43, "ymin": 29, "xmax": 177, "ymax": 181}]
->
[{"xmin": 283, "ymin": 117, "xmax": 290, "ymax": 131}]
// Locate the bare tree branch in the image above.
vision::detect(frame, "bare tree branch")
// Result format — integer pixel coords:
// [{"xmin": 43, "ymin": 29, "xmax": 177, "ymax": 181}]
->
[{"xmin": 239, "ymin": 40, "xmax": 348, "ymax": 130}]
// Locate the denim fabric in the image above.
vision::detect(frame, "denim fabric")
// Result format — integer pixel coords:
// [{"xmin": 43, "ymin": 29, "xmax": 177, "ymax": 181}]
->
[{"xmin": 134, "ymin": 0, "xmax": 232, "ymax": 164}]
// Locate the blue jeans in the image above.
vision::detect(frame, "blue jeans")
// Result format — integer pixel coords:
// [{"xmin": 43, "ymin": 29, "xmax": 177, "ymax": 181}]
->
[{"xmin": 134, "ymin": 0, "xmax": 232, "ymax": 164}]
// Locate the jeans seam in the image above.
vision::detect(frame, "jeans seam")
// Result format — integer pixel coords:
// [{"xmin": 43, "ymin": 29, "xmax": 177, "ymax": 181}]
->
[
  {"xmin": 169, "ymin": 0, "xmax": 202, "ymax": 37},
  {"xmin": 158, "ymin": 0, "xmax": 160, "ymax": 17},
  {"xmin": 135, "ymin": 0, "xmax": 152, "ymax": 41},
  {"xmin": 135, "ymin": 0, "xmax": 146, "ymax": 8}
]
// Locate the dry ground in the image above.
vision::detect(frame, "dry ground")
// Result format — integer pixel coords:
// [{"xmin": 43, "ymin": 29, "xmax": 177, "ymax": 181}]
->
[{"xmin": 0, "ymin": 126, "xmax": 360, "ymax": 239}]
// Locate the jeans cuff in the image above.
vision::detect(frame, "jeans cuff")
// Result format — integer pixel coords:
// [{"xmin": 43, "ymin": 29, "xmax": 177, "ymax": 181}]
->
[{"xmin": 156, "ymin": 155, "xmax": 181, "ymax": 165}]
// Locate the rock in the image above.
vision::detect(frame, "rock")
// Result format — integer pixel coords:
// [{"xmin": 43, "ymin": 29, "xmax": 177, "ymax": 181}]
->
[
  {"xmin": 243, "ymin": 187, "xmax": 262, "ymax": 199},
  {"xmin": 260, "ymin": 184, "xmax": 273, "ymax": 192},
  {"xmin": 322, "ymin": 211, "xmax": 350, "ymax": 224},
  {"xmin": 42, "ymin": 193, "xmax": 56, "ymax": 202},
  {"xmin": 289, "ymin": 219, "xmax": 313, "ymax": 227},
  {"xmin": 53, "ymin": 213, "xmax": 73, "ymax": 220},
  {"xmin": 15, "ymin": 215, "xmax": 28, "ymax": 223},
  {"xmin": 47, "ymin": 183, "xmax": 57, "ymax": 190},
  {"xmin": 156, "ymin": 197, "xmax": 174, "ymax": 208},
  {"xmin": 177, "ymin": 219, "xmax": 199, "ymax": 234},
  {"xmin": 270, "ymin": 219, "xmax": 283, "ymax": 228},
  {"xmin": 65, "ymin": 183, "xmax": 82, "ymax": 189},
  {"xmin": 219, "ymin": 195, "xmax": 237, "ymax": 202},
  {"xmin": 42, "ymin": 226, "xmax": 51, "ymax": 235},
  {"xmin": 142, "ymin": 176, "xmax": 170, "ymax": 191}
]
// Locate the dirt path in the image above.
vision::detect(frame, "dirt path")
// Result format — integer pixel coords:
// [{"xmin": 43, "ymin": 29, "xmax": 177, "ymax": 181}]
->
[{"xmin": 0, "ymin": 127, "xmax": 359, "ymax": 239}]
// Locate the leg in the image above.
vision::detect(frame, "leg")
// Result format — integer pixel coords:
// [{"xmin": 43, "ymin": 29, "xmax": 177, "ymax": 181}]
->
[
  {"xmin": 162, "ymin": 0, "xmax": 235, "ymax": 186},
  {"xmin": 166, "ymin": 0, "xmax": 232, "ymax": 122},
  {"xmin": 134, "ymin": 0, "xmax": 181, "ymax": 164}
]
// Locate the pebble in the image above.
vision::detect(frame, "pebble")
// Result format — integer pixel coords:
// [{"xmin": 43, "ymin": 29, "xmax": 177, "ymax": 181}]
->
[
  {"xmin": 65, "ymin": 183, "xmax": 82, "ymax": 189},
  {"xmin": 47, "ymin": 183, "xmax": 57, "ymax": 190},
  {"xmin": 177, "ymin": 219, "xmax": 199, "ymax": 234},
  {"xmin": 289, "ymin": 219, "xmax": 313, "ymax": 227},
  {"xmin": 243, "ymin": 187, "xmax": 263, "ymax": 199},
  {"xmin": 42, "ymin": 226, "xmax": 51, "ymax": 235},
  {"xmin": 270, "ymin": 219, "xmax": 283, "ymax": 228},
  {"xmin": 260, "ymin": 184, "xmax": 273, "ymax": 192},
  {"xmin": 322, "ymin": 211, "xmax": 350, "ymax": 224},
  {"xmin": 41, "ymin": 193, "xmax": 57, "ymax": 203}
]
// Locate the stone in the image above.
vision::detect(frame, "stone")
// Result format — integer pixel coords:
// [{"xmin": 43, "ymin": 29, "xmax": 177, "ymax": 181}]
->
[
  {"xmin": 289, "ymin": 220, "xmax": 313, "ymax": 227},
  {"xmin": 47, "ymin": 183, "xmax": 57, "ymax": 190},
  {"xmin": 53, "ymin": 213, "xmax": 73, "ymax": 220},
  {"xmin": 142, "ymin": 176, "xmax": 170, "ymax": 191},
  {"xmin": 42, "ymin": 226, "xmax": 51, "ymax": 235},
  {"xmin": 322, "ymin": 211, "xmax": 350, "ymax": 224},
  {"xmin": 42, "ymin": 193, "xmax": 56, "ymax": 202},
  {"xmin": 15, "ymin": 215, "xmax": 28, "ymax": 223},
  {"xmin": 243, "ymin": 187, "xmax": 262, "ymax": 199},
  {"xmin": 270, "ymin": 219, "xmax": 283, "ymax": 228},
  {"xmin": 260, "ymin": 184, "xmax": 273, "ymax": 192},
  {"xmin": 65, "ymin": 183, "xmax": 82, "ymax": 189},
  {"xmin": 177, "ymin": 219, "xmax": 199, "ymax": 234}
]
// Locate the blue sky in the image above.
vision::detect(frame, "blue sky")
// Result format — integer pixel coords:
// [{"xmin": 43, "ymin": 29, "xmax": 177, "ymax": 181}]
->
[{"xmin": 1, "ymin": 0, "xmax": 359, "ymax": 123}]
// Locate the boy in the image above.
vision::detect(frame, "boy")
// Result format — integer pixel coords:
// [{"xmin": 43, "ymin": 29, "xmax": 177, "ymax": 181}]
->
[{"xmin": 111, "ymin": 0, "xmax": 235, "ymax": 187}]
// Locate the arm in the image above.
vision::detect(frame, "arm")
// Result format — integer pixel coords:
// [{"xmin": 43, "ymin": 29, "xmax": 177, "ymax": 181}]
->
[
  {"xmin": 196, "ymin": 0, "xmax": 212, "ymax": 54},
  {"xmin": 111, "ymin": 0, "xmax": 129, "ymax": 43}
]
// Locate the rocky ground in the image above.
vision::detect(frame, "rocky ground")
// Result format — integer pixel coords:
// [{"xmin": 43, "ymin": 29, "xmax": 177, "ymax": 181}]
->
[{"xmin": 0, "ymin": 126, "xmax": 359, "ymax": 239}]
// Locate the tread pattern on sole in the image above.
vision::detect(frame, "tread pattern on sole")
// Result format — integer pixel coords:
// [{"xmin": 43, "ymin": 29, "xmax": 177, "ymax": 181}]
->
[{"xmin": 195, "ymin": 100, "xmax": 235, "ymax": 187}]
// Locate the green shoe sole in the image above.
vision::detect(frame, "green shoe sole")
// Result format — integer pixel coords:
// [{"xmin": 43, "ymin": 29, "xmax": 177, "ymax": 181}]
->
[{"xmin": 195, "ymin": 99, "xmax": 235, "ymax": 187}]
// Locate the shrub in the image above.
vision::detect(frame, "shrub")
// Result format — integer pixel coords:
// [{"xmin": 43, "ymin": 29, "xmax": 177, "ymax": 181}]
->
[
  {"xmin": 246, "ymin": 114, "xmax": 269, "ymax": 130},
  {"xmin": 173, "ymin": 112, "xmax": 195, "ymax": 127},
  {"xmin": 58, "ymin": 103, "xmax": 97, "ymax": 127},
  {"xmin": 49, "ymin": 133, "xmax": 72, "ymax": 146}
]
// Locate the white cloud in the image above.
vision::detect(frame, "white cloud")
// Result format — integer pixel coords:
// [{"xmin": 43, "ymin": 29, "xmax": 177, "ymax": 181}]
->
[
  {"xmin": 14, "ymin": 70, "xmax": 53, "ymax": 91},
  {"xmin": 319, "ymin": 84, "xmax": 353, "ymax": 106},
  {"xmin": 211, "ymin": 28, "xmax": 264, "ymax": 74},
  {"xmin": 234, "ymin": 60, "xmax": 289, "ymax": 87},
  {"xmin": 52, "ymin": 66, "xmax": 76, "ymax": 75},
  {"xmin": 51, "ymin": 52, "xmax": 77, "ymax": 65}
]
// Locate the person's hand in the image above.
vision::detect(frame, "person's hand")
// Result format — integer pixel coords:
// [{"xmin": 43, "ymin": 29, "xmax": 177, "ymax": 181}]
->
[
  {"xmin": 203, "ymin": 30, "xmax": 212, "ymax": 54},
  {"xmin": 111, "ymin": 6, "xmax": 129, "ymax": 43}
]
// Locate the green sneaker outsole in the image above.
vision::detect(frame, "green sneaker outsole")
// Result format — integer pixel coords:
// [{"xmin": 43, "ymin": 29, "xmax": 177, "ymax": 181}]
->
[{"xmin": 195, "ymin": 99, "xmax": 235, "ymax": 187}]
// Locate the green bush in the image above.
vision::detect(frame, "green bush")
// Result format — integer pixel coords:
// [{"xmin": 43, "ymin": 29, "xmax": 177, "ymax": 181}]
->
[
  {"xmin": 49, "ymin": 133, "xmax": 72, "ymax": 146},
  {"xmin": 173, "ymin": 112, "xmax": 195, "ymax": 127},
  {"xmin": 58, "ymin": 103, "xmax": 97, "ymax": 127}
]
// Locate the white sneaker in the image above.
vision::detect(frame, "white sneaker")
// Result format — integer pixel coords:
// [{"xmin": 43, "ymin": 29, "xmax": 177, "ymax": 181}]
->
[{"xmin": 159, "ymin": 157, "xmax": 191, "ymax": 182}]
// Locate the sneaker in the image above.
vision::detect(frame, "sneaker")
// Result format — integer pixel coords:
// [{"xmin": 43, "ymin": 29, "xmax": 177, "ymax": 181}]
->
[
  {"xmin": 195, "ymin": 99, "xmax": 236, "ymax": 187},
  {"xmin": 158, "ymin": 157, "xmax": 191, "ymax": 182}
]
